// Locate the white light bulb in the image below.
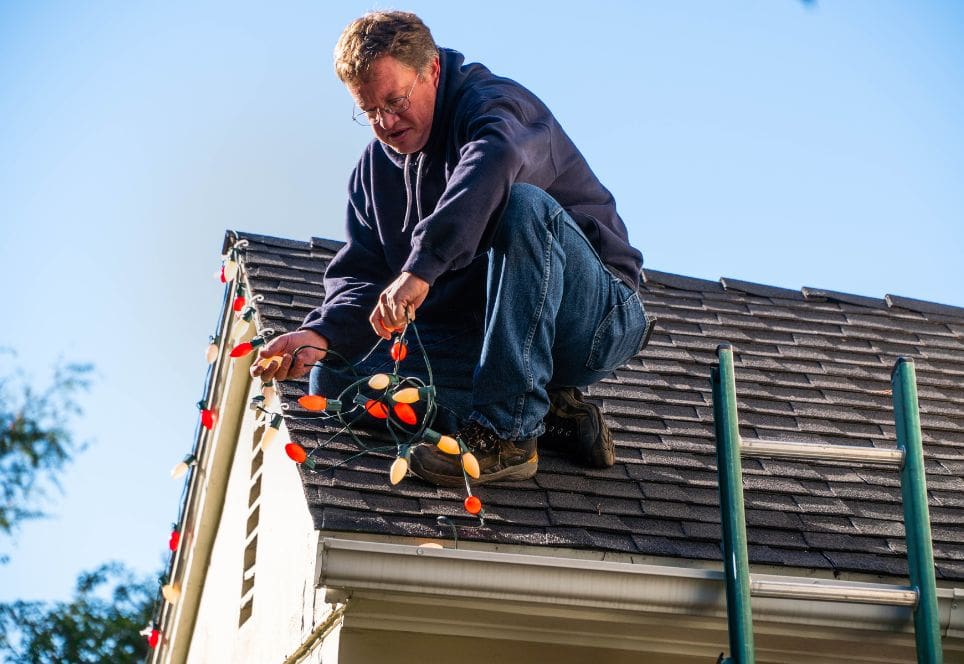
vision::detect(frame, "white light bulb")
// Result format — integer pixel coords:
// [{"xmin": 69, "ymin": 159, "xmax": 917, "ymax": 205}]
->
[
  {"xmin": 161, "ymin": 582, "xmax": 181, "ymax": 604},
  {"xmin": 222, "ymin": 259, "xmax": 239, "ymax": 281}
]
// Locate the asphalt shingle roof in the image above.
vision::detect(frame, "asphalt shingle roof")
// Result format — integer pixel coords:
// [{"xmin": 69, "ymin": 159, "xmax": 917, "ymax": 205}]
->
[{"xmin": 228, "ymin": 230, "xmax": 964, "ymax": 582}]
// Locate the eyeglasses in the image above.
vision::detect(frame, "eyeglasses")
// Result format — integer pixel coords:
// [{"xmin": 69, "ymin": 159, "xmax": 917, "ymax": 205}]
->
[{"xmin": 352, "ymin": 76, "xmax": 419, "ymax": 127}]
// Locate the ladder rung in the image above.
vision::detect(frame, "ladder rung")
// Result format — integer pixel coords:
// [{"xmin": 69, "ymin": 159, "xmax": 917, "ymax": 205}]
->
[
  {"xmin": 750, "ymin": 577, "xmax": 918, "ymax": 606},
  {"xmin": 740, "ymin": 438, "xmax": 904, "ymax": 466}
]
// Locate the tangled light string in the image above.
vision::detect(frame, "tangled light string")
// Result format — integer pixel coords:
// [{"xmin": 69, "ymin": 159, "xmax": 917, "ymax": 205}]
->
[{"xmin": 249, "ymin": 322, "xmax": 487, "ymax": 522}]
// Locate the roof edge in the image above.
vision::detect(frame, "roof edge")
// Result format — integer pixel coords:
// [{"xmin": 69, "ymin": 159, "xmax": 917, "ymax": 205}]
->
[
  {"xmin": 721, "ymin": 277, "xmax": 804, "ymax": 301},
  {"xmin": 642, "ymin": 269, "xmax": 725, "ymax": 293},
  {"xmin": 311, "ymin": 236, "xmax": 346, "ymax": 253},
  {"xmin": 643, "ymin": 265, "xmax": 962, "ymax": 318},
  {"xmin": 802, "ymin": 286, "xmax": 886, "ymax": 309}
]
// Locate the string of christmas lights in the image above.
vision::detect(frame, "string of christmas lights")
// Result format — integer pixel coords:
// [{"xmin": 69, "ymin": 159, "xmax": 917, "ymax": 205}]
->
[
  {"xmin": 143, "ymin": 242, "xmax": 251, "ymax": 651},
  {"xmin": 247, "ymin": 322, "xmax": 488, "ymax": 521},
  {"xmin": 147, "ymin": 240, "xmax": 488, "ymax": 652}
]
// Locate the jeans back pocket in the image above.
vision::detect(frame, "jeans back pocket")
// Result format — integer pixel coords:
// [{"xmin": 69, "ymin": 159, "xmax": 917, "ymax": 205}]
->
[{"xmin": 586, "ymin": 288, "xmax": 650, "ymax": 373}]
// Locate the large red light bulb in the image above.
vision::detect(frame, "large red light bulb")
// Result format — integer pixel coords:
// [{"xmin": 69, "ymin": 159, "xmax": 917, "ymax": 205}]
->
[
  {"xmin": 200, "ymin": 408, "xmax": 217, "ymax": 430},
  {"xmin": 285, "ymin": 443, "xmax": 307, "ymax": 463},
  {"xmin": 365, "ymin": 399, "xmax": 389, "ymax": 419},
  {"xmin": 393, "ymin": 402, "xmax": 417, "ymax": 426},
  {"xmin": 230, "ymin": 342, "xmax": 253, "ymax": 358}
]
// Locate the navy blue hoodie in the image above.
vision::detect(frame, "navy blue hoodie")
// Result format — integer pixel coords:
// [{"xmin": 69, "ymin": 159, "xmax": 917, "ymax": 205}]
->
[{"xmin": 301, "ymin": 48, "xmax": 643, "ymax": 359}]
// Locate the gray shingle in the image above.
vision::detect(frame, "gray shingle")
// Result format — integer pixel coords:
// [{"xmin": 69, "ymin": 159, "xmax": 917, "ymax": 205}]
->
[
  {"xmin": 823, "ymin": 551, "xmax": 909, "ymax": 577},
  {"xmin": 229, "ymin": 231, "xmax": 964, "ymax": 582},
  {"xmin": 793, "ymin": 496, "xmax": 853, "ymax": 515},
  {"xmin": 721, "ymin": 277, "xmax": 804, "ymax": 300},
  {"xmin": 802, "ymin": 286, "xmax": 887, "ymax": 309},
  {"xmin": 886, "ymin": 294, "xmax": 964, "ymax": 318}
]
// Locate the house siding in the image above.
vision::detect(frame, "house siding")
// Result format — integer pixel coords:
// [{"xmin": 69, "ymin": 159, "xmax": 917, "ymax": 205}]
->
[{"xmin": 187, "ymin": 382, "xmax": 324, "ymax": 663}]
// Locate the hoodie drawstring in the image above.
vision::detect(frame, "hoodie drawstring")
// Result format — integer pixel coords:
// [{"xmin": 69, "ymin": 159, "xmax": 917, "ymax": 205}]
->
[
  {"xmin": 414, "ymin": 153, "xmax": 425, "ymax": 224},
  {"xmin": 402, "ymin": 153, "xmax": 413, "ymax": 232},
  {"xmin": 402, "ymin": 153, "xmax": 426, "ymax": 233}
]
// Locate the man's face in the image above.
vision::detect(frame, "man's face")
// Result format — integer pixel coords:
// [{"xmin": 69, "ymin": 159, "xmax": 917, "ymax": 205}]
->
[{"xmin": 349, "ymin": 55, "xmax": 440, "ymax": 155}]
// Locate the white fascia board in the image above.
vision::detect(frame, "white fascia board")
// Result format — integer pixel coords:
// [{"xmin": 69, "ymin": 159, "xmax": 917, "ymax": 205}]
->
[{"xmin": 318, "ymin": 537, "xmax": 964, "ymax": 639}]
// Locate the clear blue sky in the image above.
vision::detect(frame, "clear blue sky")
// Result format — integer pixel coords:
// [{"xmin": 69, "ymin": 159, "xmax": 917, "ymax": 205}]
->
[{"xmin": 1, "ymin": 1, "xmax": 962, "ymax": 603}]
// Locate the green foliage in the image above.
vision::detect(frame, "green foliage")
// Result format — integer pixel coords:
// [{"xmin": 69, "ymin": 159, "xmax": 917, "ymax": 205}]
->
[
  {"xmin": 0, "ymin": 350, "xmax": 93, "ymax": 543},
  {"xmin": 0, "ymin": 562, "xmax": 155, "ymax": 664}
]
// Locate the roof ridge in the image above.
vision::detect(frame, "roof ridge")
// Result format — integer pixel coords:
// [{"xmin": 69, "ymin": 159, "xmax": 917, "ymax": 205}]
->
[{"xmin": 643, "ymin": 267, "xmax": 964, "ymax": 319}]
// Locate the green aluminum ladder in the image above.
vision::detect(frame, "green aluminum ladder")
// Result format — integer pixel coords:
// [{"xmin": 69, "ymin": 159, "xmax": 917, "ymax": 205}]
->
[{"xmin": 711, "ymin": 343, "xmax": 943, "ymax": 664}]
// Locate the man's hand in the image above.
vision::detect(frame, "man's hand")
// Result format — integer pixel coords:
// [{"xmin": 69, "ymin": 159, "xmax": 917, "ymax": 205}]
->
[
  {"xmin": 250, "ymin": 329, "xmax": 328, "ymax": 382},
  {"xmin": 370, "ymin": 271, "xmax": 430, "ymax": 339}
]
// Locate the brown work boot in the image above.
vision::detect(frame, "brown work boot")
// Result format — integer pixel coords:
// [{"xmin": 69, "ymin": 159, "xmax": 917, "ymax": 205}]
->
[
  {"xmin": 539, "ymin": 388, "xmax": 614, "ymax": 468},
  {"xmin": 409, "ymin": 421, "xmax": 538, "ymax": 487}
]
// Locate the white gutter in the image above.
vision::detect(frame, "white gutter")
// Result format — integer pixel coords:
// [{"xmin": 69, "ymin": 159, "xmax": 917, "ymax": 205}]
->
[{"xmin": 318, "ymin": 537, "xmax": 964, "ymax": 638}]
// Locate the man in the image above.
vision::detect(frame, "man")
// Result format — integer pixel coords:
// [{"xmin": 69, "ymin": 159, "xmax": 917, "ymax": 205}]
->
[{"xmin": 253, "ymin": 11, "xmax": 650, "ymax": 486}]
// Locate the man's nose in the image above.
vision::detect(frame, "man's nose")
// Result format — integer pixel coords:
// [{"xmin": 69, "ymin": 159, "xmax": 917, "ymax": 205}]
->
[{"xmin": 377, "ymin": 111, "xmax": 399, "ymax": 130}]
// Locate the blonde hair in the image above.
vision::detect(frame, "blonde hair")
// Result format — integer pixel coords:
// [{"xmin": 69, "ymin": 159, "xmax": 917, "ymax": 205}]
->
[{"xmin": 334, "ymin": 11, "xmax": 438, "ymax": 84}]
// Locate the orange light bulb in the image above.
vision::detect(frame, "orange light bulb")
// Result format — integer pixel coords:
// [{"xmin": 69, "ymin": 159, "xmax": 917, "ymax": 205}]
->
[
  {"xmin": 298, "ymin": 395, "xmax": 327, "ymax": 411},
  {"xmin": 462, "ymin": 452, "xmax": 480, "ymax": 479},
  {"xmin": 436, "ymin": 435, "xmax": 460, "ymax": 455},
  {"xmin": 258, "ymin": 355, "xmax": 282, "ymax": 371},
  {"xmin": 464, "ymin": 495, "xmax": 483, "ymax": 514}
]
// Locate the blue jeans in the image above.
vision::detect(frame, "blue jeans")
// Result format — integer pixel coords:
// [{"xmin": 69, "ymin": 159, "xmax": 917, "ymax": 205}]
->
[{"xmin": 311, "ymin": 183, "xmax": 649, "ymax": 440}]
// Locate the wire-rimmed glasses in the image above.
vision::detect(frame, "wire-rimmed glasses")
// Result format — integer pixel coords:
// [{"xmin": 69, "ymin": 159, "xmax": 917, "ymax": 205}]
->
[{"xmin": 352, "ymin": 76, "xmax": 420, "ymax": 126}]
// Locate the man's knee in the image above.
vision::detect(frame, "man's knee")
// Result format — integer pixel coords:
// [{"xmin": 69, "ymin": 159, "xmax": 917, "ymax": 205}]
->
[
  {"xmin": 505, "ymin": 183, "xmax": 557, "ymax": 216},
  {"xmin": 496, "ymin": 184, "xmax": 560, "ymax": 242}
]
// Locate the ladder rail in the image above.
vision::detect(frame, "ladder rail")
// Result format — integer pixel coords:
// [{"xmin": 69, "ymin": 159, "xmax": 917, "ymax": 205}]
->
[
  {"xmin": 712, "ymin": 346, "xmax": 944, "ymax": 664},
  {"xmin": 712, "ymin": 344, "xmax": 755, "ymax": 664},
  {"xmin": 893, "ymin": 358, "xmax": 944, "ymax": 663}
]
